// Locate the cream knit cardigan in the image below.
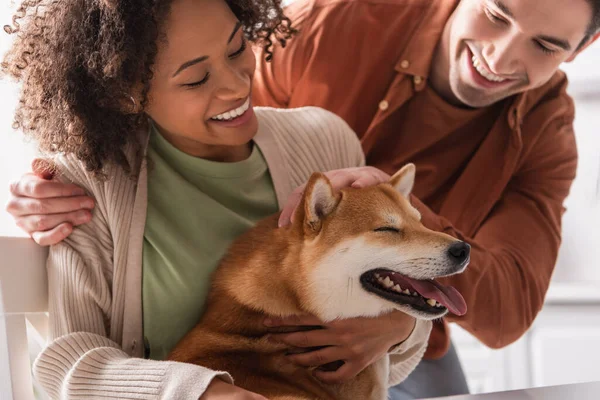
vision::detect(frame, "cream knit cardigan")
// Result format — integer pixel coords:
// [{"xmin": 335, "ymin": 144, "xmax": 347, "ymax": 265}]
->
[{"xmin": 33, "ymin": 107, "xmax": 432, "ymax": 399}]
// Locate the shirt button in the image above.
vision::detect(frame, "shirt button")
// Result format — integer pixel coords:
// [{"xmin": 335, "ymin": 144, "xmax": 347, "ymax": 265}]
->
[
  {"xmin": 414, "ymin": 76, "xmax": 423, "ymax": 85},
  {"xmin": 379, "ymin": 100, "xmax": 389, "ymax": 111},
  {"xmin": 400, "ymin": 60, "xmax": 410, "ymax": 69}
]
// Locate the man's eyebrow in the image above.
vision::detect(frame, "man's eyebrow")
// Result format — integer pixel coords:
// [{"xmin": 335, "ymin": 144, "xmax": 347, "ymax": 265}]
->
[
  {"xmin": 172, "ymin": 22, "xmax": 243, "ymax": 78},
  {"xmin": 493, "ymin": 0, "xmax": 514, "ymax": 19}
]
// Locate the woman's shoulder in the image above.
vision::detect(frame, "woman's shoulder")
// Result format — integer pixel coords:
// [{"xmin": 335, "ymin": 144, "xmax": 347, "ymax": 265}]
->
[
  {"xmin": 56, "ymin": 146, "xmax": 136, "ymax": 187},
  {"xmin": 255, "ymin": 106, "xmax": 351, "ymax": 136},
  {"xmin": 254, "ymin": 106, "xmax": 365, "ymax": 169},
  {"xmin": 50, "ymin": 140, "xmax": 144, "ymax": 242},
  {"xmin": 52, "ymin": 138, "xmax": 144, "ymax": 195}
]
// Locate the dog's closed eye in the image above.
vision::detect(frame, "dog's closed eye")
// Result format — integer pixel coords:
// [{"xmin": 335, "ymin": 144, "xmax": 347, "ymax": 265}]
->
[{"xmin": 374, "ymin": 227, "xmax": 401, "ymax": 233}]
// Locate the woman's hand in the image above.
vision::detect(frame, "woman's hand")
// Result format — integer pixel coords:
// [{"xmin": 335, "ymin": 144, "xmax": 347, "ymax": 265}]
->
[
  {"xmin": 200, "ymin": 379, "xmax": 268, "ymax": 400},
  {"xmin": 6, "ymin": 159, "xmax": 95, "ymax": 246},
  {"xmin": 278, "ymin": 166, "xmax": 391, "ymax": 227},
  {"xmin": 264, "ymin": 311, "xmax": 416, "ymax": 383}
]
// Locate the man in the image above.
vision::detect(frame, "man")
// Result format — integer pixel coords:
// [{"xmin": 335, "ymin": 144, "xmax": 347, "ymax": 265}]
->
[
  {"xmin": 6, "ymin": 0, "xmax": 600, "ymax": 398},
  {"xmin": 251, "ymin": 0, "xmax": 598, "ymax": 397}
]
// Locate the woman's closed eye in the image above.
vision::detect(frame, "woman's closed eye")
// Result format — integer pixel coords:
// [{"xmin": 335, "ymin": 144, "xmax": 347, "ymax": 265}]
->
[
  {"xmin": 184, "ymin": 72, "xmax": 211, "ymax": 88},
  {"xmin": 183, "ymin": 37, "xmax": 247, "ymax": 88},
  {"xmin": 229, "ymin": 36, "xmax": 247, "ymax": 59}
]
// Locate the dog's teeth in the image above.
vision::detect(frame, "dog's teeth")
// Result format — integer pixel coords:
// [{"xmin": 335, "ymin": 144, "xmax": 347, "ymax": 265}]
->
[
  {"xmin": 392, "ymin": 284, "xmax": 401, "ymax": 292},
  {"xmin": 403, "ymin": 289, "xmax": 411, "ymax": 295},
  {"xmin": 383, "ymin": 277, "xmax": 394, "ymax": 288},
  {"xmin": 427, "ymin": 299, "xmax": 437, "ymax": 307},
  {"xmin": 412, "ymin": 292, "xmax": 418, "ymax": 296},
  {"xmin": 375, "ymin": 273, "xmax": 381, "ymax": 279}
]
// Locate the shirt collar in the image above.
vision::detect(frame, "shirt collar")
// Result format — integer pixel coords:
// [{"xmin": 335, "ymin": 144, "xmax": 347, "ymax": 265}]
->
[
  {"xmin": 394, "ymin": 0, "xmax": 459, "ymax": 79},
  {"xmin": 394, "ymin": 0, "xmax": 526, "ymax": 129}
]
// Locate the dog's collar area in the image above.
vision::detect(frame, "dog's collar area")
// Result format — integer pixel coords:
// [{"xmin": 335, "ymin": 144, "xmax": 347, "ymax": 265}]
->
[{"xmin": 359, "ymin": 270, "xmax": 448, "ymax": 316}]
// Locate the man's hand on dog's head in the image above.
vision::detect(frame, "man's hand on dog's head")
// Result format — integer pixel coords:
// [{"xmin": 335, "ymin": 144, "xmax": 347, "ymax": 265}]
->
[
  {"xmin": 278, "ymin": 166, "xmax": 391, "ymax": 228},
  {"xmin": 264, "ymin": 312, "xmax": 416, "ymax": 384}
]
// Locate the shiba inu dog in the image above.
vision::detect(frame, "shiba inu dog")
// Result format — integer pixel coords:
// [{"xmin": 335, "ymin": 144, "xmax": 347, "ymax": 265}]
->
[{"xmin": 168, "ymin": 164, "xmax": 469, "ymax": 399}]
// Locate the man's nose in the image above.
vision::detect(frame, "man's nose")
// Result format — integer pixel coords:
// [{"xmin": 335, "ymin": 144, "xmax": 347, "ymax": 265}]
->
[{"xmin": 484, "ymin": 36, "xmax": 520, "ymax": 76}]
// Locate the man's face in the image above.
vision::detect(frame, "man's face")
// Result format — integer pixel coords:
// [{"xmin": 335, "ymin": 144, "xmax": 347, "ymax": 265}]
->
[{"xmin": 442, "ymin": 0, "xmax": 594, "ymax": 108}]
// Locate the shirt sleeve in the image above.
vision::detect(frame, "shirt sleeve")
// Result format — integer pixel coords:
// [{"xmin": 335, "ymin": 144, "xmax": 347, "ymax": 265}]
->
[{"xmin": 411, "ymin": 117, "xmax": 577, "ymax": 348}]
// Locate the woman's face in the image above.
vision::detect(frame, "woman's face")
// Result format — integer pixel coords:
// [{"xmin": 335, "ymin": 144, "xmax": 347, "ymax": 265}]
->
[{"xmin": 145, "ymin": 0, "xmax": 258, "ymax": 159}]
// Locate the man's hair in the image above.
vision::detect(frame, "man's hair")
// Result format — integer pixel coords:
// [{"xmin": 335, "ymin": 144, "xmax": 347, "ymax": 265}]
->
[{"xmin": 581, "ymin": 0, "xmax": 600, "ymax": 48}]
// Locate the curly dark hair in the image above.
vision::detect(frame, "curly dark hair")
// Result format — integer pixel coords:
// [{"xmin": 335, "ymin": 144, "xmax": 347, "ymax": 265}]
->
[{"xmin": 1, "ymin": 0, "xmax": 295, "ymax": 175}]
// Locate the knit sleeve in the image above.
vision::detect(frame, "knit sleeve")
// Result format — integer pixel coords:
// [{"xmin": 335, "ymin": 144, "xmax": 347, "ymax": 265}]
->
[
  {"xmin": 387, "ymin": 320, "xmax": 432, "ymax": 386},
  {"xmin": 258, "ymin": 106, "xmax": 365, "ymax": 190},
  {"xmin": 33, "ymin": 155, "xmax": 232, "ymax": 399}
]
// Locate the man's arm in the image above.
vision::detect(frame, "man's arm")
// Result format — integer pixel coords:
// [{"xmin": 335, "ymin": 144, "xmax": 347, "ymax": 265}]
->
[{"xmin": 413, "ymin": 118, "xmax": 577, "ymax": 348}]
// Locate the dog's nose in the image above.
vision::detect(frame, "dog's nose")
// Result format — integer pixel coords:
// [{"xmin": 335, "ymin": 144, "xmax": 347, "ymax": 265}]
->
[{"xmin": 447, "ymin": 242, "xmax": 470, "ymax": 265}]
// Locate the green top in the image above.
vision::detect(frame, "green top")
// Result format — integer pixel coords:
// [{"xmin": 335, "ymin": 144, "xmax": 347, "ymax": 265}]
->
[{"xmin": 142, "ymin": 127, "xmax": 279, "ymax": 360}]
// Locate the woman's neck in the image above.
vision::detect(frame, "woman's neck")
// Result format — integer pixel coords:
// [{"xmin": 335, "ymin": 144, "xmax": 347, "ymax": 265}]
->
[{"xmin": 154, "ymin": 124, "xmax": 253, "ymax": 163}]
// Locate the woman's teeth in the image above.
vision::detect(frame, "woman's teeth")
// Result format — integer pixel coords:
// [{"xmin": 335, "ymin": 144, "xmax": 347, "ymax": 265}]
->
[
  {"xmin": 471, "ymin": 55, "xmax": 506, "ymax": 83},
  {"xmin": 211, "ymin": 98, "xmax": 250, "ymax": 121}
]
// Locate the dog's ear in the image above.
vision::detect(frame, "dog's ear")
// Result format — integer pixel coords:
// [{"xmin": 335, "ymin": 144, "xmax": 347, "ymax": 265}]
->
[
  {"xmin": 389, "ymin": 163, "xmax": 416, "ymax": 198},
  {"xmin": 302, "ymin": 172, "xmax": 340, "ymax": 233}
]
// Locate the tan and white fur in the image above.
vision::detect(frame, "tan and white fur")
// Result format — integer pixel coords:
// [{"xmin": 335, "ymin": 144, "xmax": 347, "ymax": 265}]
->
[{"xmin": 169, "ymin": 164, "xmax": 469, "ymax": 400}]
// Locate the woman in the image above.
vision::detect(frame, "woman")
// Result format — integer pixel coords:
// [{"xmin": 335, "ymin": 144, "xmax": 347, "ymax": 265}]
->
[{"xmin": 2, "ymin": 0, "xmax": 429, "ymax": 398}]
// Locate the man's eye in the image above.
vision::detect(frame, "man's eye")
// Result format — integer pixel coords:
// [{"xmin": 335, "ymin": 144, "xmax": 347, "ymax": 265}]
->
[
  {"xmin": 535, "ymin": 41, "xmax": 558, "ymax": 55},
  {"xmin": 485, "ymin": 8, "xmax": 506, "ymax": 24}
]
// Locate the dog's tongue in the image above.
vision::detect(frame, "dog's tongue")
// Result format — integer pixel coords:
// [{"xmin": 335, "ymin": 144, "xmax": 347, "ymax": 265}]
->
[{"xmin": 404, "ymin": 277, "xmax": 467, "ymax": 316}]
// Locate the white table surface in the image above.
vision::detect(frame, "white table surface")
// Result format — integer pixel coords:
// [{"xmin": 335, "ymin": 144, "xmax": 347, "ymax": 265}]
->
[{"xmin": 423, "ymin": 381, "xmax": 600, "ymax": 400}]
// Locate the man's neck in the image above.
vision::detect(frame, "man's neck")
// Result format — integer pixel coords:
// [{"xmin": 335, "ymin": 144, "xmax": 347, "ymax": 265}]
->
[
  {"xmin": 428, "ymin": 17, "xmax": 479, "ymax": 109},
  {"xmin": 429, "ymin": 23, "xmax": 464, "ymax": 107}
]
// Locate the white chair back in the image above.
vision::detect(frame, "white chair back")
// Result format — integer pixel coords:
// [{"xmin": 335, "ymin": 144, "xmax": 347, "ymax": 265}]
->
[{"xmin": 0, "ymin": 237, "xmax": 49, "ymax": 400}]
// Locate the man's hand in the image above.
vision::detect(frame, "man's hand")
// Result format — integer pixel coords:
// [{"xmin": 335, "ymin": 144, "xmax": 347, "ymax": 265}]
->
[
  {"xmin": 264, "ymin": 312, "xmax": 416, "ymax": 383},
  {"xmin": 200, "ymin": 379, "xmax": 268, "ymax": 400},
  {"xmin": 6, "ymin": 159, "xmax": 94, "ymax": 246},
  {"xmin": 278, "ymin": 167, "xmax": 391, "ymax": 227}
]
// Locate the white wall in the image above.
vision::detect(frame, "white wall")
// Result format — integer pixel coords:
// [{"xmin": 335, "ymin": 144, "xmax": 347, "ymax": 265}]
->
[
  {"xmin": 554, "ymin": 45, "xmax": 600, "ymax": 282},
  {"xmin": 0, "ymin": 2, "xmax": 38, "ymax": 237}
]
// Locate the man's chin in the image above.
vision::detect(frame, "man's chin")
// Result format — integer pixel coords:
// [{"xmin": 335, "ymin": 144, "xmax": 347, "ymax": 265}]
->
[
  {"xmin": 452, "ymin": 83, "xmax": 516, "ymax": 109},
  {"xmin": 454, "ymin": 74, "xmax": 529, "ymax": 108}
]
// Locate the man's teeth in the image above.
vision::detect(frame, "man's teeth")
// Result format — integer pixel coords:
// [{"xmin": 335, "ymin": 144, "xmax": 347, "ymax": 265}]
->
[
  {"xmin": 471, "ymin": 55, "xmax": 506, "ymax": 83},
  {"xmin": 375, "ymin": 275, "xmax": 444, "ymax": 307},
  {"xmin": 211, "ymin": 98, "xmax": 250, "ymax": 121}
]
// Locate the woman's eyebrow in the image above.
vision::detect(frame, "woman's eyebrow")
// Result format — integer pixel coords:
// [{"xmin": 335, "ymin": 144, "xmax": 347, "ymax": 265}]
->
[{"xmin": 172, "ymin": 22, "xmax": 243, "ymax": 78}]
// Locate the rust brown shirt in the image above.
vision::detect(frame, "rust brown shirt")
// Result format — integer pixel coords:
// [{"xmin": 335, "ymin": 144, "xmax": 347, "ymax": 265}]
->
[{"xmin": 253, "ymin": 0, "xmax": 578, "ymax": 358}]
